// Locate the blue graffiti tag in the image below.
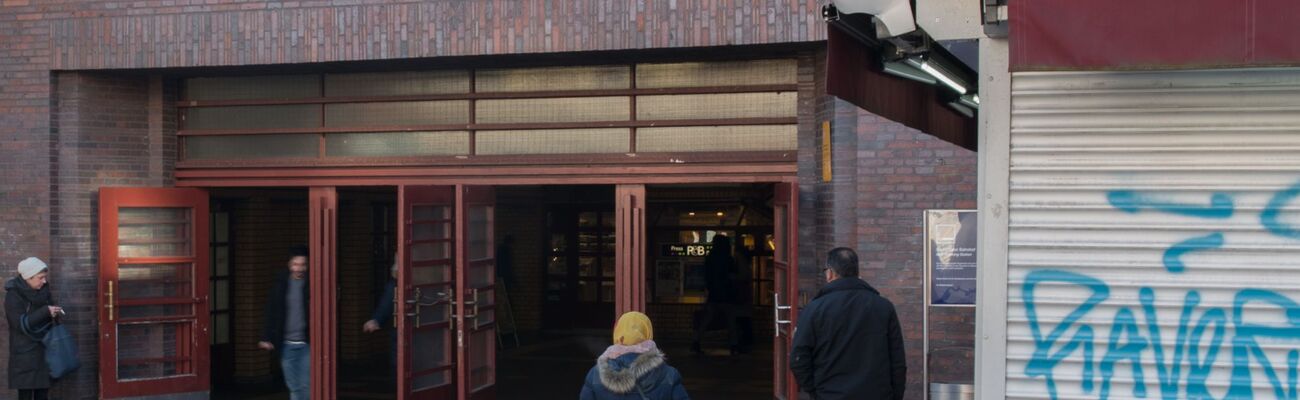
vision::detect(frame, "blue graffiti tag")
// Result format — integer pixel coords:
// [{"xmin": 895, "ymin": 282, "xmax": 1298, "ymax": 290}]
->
[
  {"xmin": 1262, "ymin": 181, "xmax": 1300, "ymax": 239},
  {"xmin": 1024, "ymin": 270, "xmax": 1108, "ymax": 396},
  {"xmin": 1023, "ymin": 184, "xmax": 1300, "ymax": 399},
  {"xmin": 1107, "ymin": 190, "xmax": 1235, "ymax": 219},
  {"xmin": 1162, "ymin": 233, "xmax": 1224, "ymax": 273}
]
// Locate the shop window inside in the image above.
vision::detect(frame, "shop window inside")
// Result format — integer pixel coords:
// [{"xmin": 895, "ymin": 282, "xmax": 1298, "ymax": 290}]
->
[{"xmin": 648, "ymin": 203, "xmax": 774, "ymax": 305}]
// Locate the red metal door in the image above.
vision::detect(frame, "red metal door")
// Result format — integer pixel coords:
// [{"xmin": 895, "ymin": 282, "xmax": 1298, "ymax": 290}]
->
[
  {"xmin": 399, "ymin": 186, "xmax": 458, "ymax": 400},
  {"xmin": 772, "ymin": 182, "xmax": 799, "ymax": 400},
  {"xmin": 457, "ymin": 185, "xmax": 497, "ymax": 400},
  {"xmin": 98, "ymin": 188, "xmax": 211, "ymax": 398}
]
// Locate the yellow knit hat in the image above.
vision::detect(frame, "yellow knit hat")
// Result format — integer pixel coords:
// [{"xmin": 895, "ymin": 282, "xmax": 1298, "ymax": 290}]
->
[{"xmin": 612, "ymin": 312, "xmax": 654, "ymax": 346}]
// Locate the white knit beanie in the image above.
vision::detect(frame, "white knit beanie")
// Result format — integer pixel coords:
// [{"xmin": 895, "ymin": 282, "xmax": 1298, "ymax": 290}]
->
[{"xmin": 17, "ymin": 257, "xmax": 47, "ymax": 280}]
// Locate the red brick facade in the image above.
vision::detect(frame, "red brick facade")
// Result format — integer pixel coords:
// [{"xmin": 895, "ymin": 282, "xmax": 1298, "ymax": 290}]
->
[{"xmin": 0, "ymin": 1, "xmax": 977, "ymax": 399}]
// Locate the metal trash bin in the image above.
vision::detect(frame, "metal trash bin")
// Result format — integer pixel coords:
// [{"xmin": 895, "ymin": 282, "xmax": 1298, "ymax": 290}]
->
[{"xmin": 930, "ymin": 383, "xmax": 974, "ymax": 400}]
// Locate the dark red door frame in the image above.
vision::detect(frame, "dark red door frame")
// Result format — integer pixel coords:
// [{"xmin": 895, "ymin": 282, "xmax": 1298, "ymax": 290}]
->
[
  {"xmin": 98, "ymin": 188, "xmax": 211, "ymax": 399},
  {"xmin": 398, "ymin": 186, "xmax": 458, "ymax": 400},
  {"xmin": 194, "ymin": 176, "xmax": 798, "ymax": 400},
  {"xmin": 457, "ymin": 185, "xmax": 498, "ymax": 400},
  {"xmin": 308, "ymin": 187, "xmax": 339, "ymax": 400},
  {"xmin": 773, "ymin": 182, "xmax": 800, "ymax": 400},
  {"xmin": 614, "ymin": 184, "xmax": 647, "ymax": 316}
]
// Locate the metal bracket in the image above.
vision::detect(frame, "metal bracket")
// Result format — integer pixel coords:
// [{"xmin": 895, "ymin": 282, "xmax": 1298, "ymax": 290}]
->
[{"xmin": 982, "ymin": 0, "xmax": 1009, "ymax": 38}]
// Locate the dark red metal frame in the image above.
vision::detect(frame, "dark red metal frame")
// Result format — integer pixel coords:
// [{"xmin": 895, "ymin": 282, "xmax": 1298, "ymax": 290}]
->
[
  {"xmin": 457, "ymin": 186, "xmax": 497, "ymax": 400},
  {"xmin": 773, "ymin": 182, "xmax": 800, "ymax": 400},
  {"xmin": 98, "ymin": 188, "xmax": 211, "ymax": 399},
  {"xmin": 399, "ymin": 186, "xmax": 458, "ymax": 400},
  {"xmin": 175, "ymin": 66, "xmax": 799, "ymax": 166},
  {"xmin": 308, "ymin": 187, "xmax": 339, "ymax": 400},
  {"xmin": 614, "ymin": 184, "xmax": 648, "ymax": 316}
]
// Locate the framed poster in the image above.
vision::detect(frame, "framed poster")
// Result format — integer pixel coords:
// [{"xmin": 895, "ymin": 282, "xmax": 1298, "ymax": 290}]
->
[
  {"xmin": 683, "ymin": 262, "xmax": 707, "ymax": 295},
  {"xmin": 655, "ymin": 260, "xmax": 684, "ymax": 298},
  {"xmin": 924, "ymin": 210, "xmax": 977, "ymax": 306}
]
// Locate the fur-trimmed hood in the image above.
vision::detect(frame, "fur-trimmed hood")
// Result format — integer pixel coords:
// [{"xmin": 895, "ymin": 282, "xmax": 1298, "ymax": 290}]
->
[{"xmin": 596, "ymin": 349, "xmax": 667, "ymax": 394}]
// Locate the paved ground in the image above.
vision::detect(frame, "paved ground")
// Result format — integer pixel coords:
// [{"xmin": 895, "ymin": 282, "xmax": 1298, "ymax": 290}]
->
[
  {"xmin": 498, "ymin": 336, "xmax": 773, "ymax": 399},
  {"xmin": 214, "ymin": 334, "xmax": 772, "ymax": 399}
]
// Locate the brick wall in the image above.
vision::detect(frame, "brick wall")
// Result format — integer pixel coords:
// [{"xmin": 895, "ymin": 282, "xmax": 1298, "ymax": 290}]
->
[
  {"xmin": 770, "ymin": 45, "xmax": 979, "ymax": 399},
  {"xmin": 38, "ymin": 1, "xmax": 826, "ymax": 70},
  {"xmin": 15, "ymin": 72, "xmax": 176, "ymax": 399},
  {"xmin": 807, "ymin": 94, "xmax": 979, "ymax": 398}
]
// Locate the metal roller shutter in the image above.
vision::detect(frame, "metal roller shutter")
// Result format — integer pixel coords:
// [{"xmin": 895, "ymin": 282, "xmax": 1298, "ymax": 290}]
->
[{"xmin": 1006, "ymin": 68, "xmax": 1300, "ymax": 399}]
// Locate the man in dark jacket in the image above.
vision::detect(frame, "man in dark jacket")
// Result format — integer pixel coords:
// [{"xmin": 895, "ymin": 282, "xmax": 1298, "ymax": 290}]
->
[
  {"xmin": 258, "ymin": 246, "xmax": 311, "ymax": 400},
  {"xmin": 790, "ymin": 247, "xmax": 906, "ymax": 400}
]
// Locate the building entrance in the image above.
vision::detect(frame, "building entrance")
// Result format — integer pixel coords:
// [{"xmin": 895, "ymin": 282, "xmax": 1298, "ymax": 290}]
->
[{"xmin": 99, "ymin": 181, "xmax": 798, "ymax": 400}]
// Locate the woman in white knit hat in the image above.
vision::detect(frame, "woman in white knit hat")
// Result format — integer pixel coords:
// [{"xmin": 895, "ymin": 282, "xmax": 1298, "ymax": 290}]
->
[{"xmin": 4, "ymin": 257, "xmax": 63, "ymax": 400}]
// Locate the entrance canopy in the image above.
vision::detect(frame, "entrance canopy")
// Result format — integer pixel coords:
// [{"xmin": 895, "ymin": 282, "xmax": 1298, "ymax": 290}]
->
[{"xmin": 823, "ymin": 5, "xmax": 979, "ymax": 151}]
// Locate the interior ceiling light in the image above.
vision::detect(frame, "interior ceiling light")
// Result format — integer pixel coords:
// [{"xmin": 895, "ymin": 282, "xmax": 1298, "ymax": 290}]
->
[{"xmin": 717, "ymin": 212, "xmax": 725, "ymax": 216}]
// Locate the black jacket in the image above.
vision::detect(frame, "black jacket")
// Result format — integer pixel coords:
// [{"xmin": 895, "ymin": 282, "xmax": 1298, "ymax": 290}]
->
[
  {"xmin": 4, "ymin": 276, "xmax": 55, "ymax": 390},
  {"xmin": 262, "ymin": 270, "xmax": 310, "ymax": 344},
  {"xmin": 703, "ymin": 255, "xmax": 738, "ymax": 304},
  {"xmin": 790, "ymin": 278, "xmax": 906, "ymax": 400}
]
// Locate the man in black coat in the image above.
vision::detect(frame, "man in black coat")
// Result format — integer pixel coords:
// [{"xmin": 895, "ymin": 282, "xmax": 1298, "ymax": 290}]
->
[{"xmin": 790, "ymin": 247, "xmax": 906, "ymax": 400}]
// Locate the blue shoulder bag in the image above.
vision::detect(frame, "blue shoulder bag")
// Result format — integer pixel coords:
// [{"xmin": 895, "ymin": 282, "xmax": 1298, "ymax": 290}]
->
[{"xmin": 23, "ymin": 306, "xmax": 81, "ymax": 379}]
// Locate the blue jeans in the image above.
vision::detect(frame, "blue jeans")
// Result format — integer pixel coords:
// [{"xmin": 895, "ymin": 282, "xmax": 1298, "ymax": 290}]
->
[{"xmin": 281, "ymin": 341, "xmax": 310, "ymax": 400}]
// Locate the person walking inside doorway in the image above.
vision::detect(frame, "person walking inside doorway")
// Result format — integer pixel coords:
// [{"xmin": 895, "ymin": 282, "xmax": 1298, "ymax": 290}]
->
[{"xmin": 259, "ymin": 246, "xmax": 311, "ymax": 400}]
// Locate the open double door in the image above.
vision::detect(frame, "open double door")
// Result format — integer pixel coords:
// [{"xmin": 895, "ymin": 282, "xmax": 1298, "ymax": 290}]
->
[
  {"xmin": 398, "ymin": 185, "xmax": 497, "ymax": 400},
  {"xmin": 97, "ymin": 182, "xmax": 800, "ymax": 400}
]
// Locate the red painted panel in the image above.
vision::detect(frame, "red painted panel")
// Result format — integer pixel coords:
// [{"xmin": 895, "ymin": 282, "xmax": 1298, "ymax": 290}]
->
[
  {"xmin": 1254, "ymin": 0, "xmax": 1300, "ymax": 65},
  {"xmin": 1011, "ymin": 0, "xmax": 1300, "ymax": 70}
]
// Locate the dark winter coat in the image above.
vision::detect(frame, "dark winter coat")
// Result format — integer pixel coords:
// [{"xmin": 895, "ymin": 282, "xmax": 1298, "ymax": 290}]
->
[
  {"xmin": 790, "ymin": 278, "xmax": 906, "ymax": 400},
  {"xmin": 702, "ymin": 254, "xmax": 738, "ymax": 304},
  {"xmin": 579, "ymin": 349, "xmax": 690, "ymax": 400},
  {"xmin": 262, "ymin": 270, "xmax": 310, "ymax": 344},
  {"xmin": 4, "ymin": 276, "xmax": 55, "ymax": 390}
]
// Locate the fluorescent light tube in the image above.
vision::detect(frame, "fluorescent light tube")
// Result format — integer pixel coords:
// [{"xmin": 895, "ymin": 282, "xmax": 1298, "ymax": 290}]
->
[
  {"xmin": 958, "ymin": 94, "xmax": 979, "ymax": 109},
  {"xmin": 920, "ymin": 61, "xmax": 967, "ymax": 94},
  {"xmin": 882, "ymin": 61, "xmax": 936, "ymax": 85}
]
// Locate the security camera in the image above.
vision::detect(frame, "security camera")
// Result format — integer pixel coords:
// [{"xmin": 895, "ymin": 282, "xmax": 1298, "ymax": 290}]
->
[
  {"xmin": 829, "ymin": 0, "xmax": 917, "ymax": 38},
  {"xmin": 822, "ymin": 4, "xmax": 841, "ymax": 22}
]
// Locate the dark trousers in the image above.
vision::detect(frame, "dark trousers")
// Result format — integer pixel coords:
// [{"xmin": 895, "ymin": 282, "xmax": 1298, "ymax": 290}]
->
[
  {"xmin": 694, "ymin": 303, "xmax": 741, "ymax": 348},
  {"xmin": 18, "ymin": 389, "xmax": 49, "ymax": 400}
]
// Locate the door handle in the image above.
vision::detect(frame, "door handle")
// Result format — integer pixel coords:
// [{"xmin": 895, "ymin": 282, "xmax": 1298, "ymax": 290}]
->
[
  {"xmin": 460, "ymin": 288, "xmax": 480, "ymax": 329},
  {"xmin": 406, "ymin": 288, "xmax": 423, "ymax": 326},
  {"xmin": 774, "ymin": 292, "xmax": 792, "ymax": 336},
  {"xmin": 105, "ymin": 281, "xmax": 115, "ymax": 321}
]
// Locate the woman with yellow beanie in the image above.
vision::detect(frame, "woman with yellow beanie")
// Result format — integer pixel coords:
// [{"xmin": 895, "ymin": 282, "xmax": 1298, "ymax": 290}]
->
[{"xmin": 579, "ymin": 312, "xmax": 690, "ymax": 400}]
